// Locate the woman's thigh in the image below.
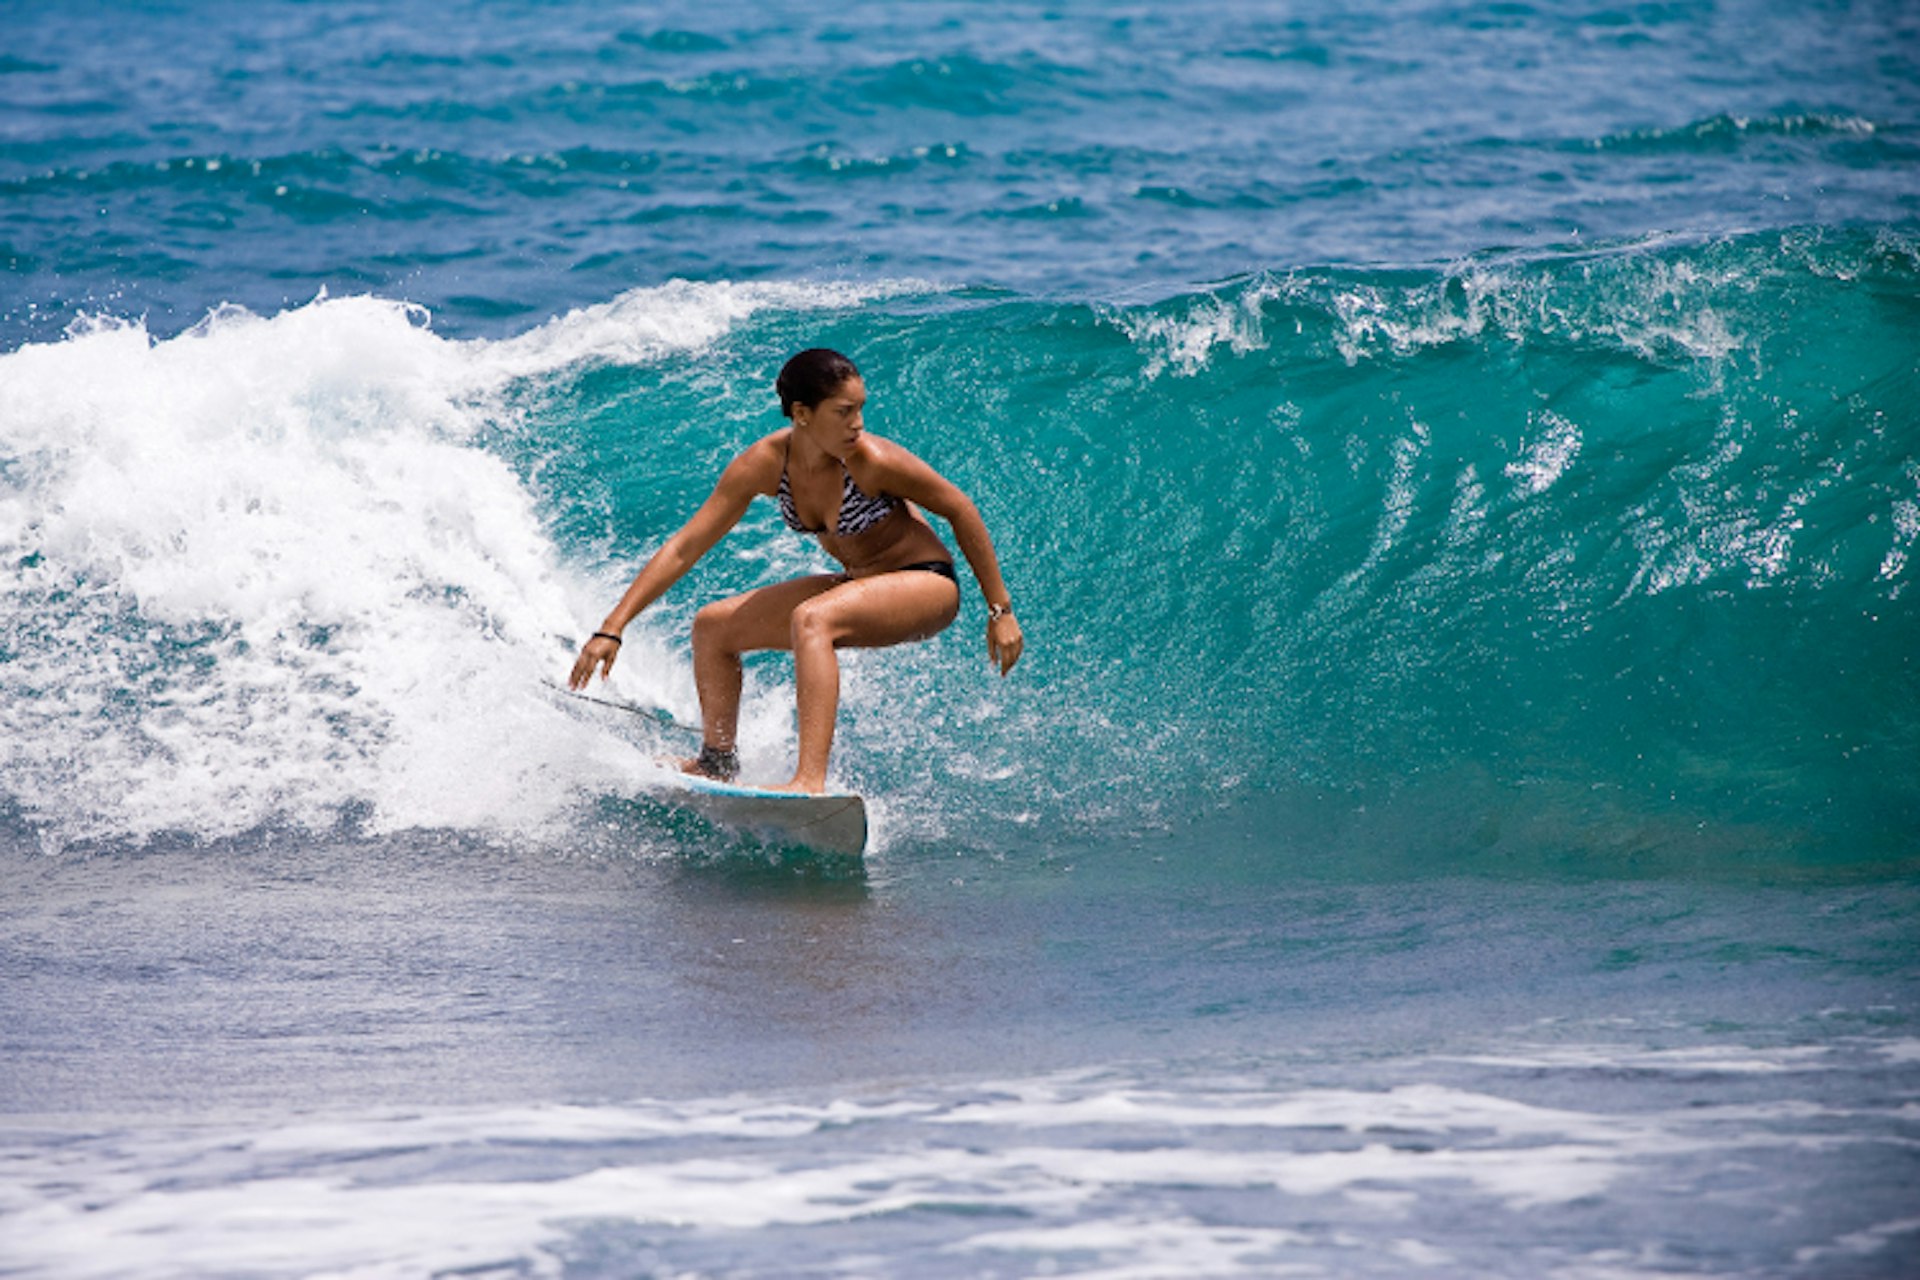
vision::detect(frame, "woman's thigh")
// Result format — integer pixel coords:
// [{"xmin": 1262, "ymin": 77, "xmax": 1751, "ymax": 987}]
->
[
  {"xmin": 699, "ymin": 570, "xmax": 960, "ymax": 654},
  {"xmin": 694, "ymin": 574, "xmax": 844, "ymax": 654},
  {"xmin": 794, "ymin": 570, "xmax": 961, "ymax": 650}
]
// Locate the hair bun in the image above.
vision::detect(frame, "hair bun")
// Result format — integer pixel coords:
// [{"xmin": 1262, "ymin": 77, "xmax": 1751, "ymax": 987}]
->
[{"xmin": 777, "ymin": 349, "xmax": 860, "ymax": 418}]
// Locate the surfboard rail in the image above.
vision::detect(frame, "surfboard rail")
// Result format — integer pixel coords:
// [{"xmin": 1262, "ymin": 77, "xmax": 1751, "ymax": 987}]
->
[{"xmin": 663, "ymin": 772, "xmax": 869, "ymax": 858}]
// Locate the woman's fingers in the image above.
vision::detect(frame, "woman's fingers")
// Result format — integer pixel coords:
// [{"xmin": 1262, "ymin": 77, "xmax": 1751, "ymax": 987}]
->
[
  {"xmin": 568, "ymin": 638, "xmax": 618, "ymax": 689},
  {"xmin": 988, "ymin": 616, "xmax": 1023, "ymax": 676}
]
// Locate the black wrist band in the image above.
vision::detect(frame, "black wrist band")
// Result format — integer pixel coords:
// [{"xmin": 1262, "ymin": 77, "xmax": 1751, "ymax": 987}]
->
[{"xmin": 592, "ymin": 631, "xmax": 622, "ymax": 645}]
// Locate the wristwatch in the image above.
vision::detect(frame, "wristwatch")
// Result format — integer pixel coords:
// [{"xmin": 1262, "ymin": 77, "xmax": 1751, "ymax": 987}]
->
[{"xmin": 987, "ymin": 603, "xmax": 1014, "ymax": 622}]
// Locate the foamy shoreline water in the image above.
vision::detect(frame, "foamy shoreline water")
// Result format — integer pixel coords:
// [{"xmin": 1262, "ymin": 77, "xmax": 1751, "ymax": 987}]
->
[{"xmin": 6, "ymin": 1035, "xmax": 1917, "ymax": 1279}]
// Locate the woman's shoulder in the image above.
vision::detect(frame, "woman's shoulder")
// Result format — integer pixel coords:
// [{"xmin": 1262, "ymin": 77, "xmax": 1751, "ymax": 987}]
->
[
  {"xmin": 751, "ymin": 427, "xmax": 794, "ymax": 459},
  {"xmin": 850, "ymin": 431, "xmax": 915, "ymax": 465},
  {"xmin": 852, "ymin": 432, "xmax": 939, "ymax": 481},
  {"xmin": 716, "ymin": 430, "xmax": 790, "ymax": 496}
]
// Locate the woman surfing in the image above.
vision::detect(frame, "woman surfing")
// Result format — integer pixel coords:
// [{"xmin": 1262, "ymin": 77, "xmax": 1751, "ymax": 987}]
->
[{"xmin": 567, "ymin": 348, "xmax": 1023, "ymax": 793}]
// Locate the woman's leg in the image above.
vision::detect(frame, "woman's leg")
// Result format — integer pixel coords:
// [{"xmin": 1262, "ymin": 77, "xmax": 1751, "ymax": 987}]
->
[
  {"xmin": 688, "ymin": 575, "xmax": 844, "ymax": 762},
  {"xmin": 783, "ymin": 571, "xmax": 959, "ymax": 791},
  {"xmin": 685, "ymin": 569, "xmax": 960, "ymax": 789}
]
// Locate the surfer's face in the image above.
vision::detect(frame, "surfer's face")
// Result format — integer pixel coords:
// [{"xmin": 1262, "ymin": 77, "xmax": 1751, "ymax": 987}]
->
[{"xmin": 796, "ymin": 376, "xmax": 866, "ymax": 457}]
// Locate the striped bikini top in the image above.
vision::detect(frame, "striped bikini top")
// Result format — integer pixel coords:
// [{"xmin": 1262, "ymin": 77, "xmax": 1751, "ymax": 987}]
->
[{"xmin": 777, "ymin": 450, "xmax": 899, "ymax": 537}]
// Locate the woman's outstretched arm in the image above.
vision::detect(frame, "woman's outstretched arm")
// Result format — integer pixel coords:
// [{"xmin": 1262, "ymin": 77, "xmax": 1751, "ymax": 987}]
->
[{"xmin": 568, "ymin": 441, "xmax": 772, "ymax": 688}]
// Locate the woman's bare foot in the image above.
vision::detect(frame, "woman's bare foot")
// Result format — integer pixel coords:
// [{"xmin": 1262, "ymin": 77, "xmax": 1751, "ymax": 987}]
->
[{"xmin": 769, "ymin": 775, "xmax": 829, "ymax": 795}]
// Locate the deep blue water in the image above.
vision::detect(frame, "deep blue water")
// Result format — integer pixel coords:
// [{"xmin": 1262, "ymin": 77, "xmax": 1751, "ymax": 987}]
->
[
  {"xmin": 3, "ymin": 2, "xmax": 1919, "ymax": 1276},
  {"xmin": 6, "ymin": 0, "xmax": 1919, "ymax": 338}
]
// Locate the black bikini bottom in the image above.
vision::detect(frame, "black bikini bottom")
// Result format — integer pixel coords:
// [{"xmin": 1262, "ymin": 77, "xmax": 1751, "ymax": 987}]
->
[
  {"xmin": 834, "ymin": 560, "xmax": 957, "ymax": 585},
  {"xmin": 899, "ymin": 559, "xmax": 957, "ymax": 581}
]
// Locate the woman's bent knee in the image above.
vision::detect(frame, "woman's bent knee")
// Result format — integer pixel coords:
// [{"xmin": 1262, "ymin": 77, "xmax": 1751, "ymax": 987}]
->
[
  {"xmin": 789, "ymin": 599, "xmax": 839, "ymax": 650},
  {"xmin": 692, "ymin": 599, "xmax": 736, "ymax": 648}
]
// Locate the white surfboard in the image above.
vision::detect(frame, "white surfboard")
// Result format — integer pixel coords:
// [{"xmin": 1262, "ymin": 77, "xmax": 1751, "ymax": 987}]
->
[
  {"xmin": 661, "ymin": 772, "xmax": 868, "ymax": 858},
  {"xmin": 543, "ymin": 680, "xmax": 867, "ymax": 856}
]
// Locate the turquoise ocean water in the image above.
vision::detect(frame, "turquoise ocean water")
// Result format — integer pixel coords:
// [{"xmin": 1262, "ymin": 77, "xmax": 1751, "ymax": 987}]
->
[{"xmin": 3, "ymin": 2, "xmax": 1919, "ymax": 1276}]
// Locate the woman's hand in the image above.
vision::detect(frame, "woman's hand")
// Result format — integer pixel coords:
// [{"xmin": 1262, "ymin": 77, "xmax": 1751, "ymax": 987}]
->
[
  {"xmin": 569, "ymin": 633, "xmax": 622, "ymax": 689},
  {"xmin": 988, "ymin": 610, "xmax": 1024, "ymax": 676}
]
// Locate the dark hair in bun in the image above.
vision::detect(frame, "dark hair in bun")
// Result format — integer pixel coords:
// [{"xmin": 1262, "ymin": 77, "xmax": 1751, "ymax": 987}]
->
[{"xmin": 775, "ymin": 349, "xmax": 860, "ymax": 419}]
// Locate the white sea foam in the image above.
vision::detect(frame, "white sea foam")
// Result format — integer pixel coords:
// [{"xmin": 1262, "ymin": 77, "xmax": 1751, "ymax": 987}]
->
[
  {"xmin": 1877, "ymin": 1038, "xmax": 1920, "ymax": 1065},
  {"xmin": 1327, "ymin": 274, "xmax": 1493, "ymax": 364},
  {"xmin": 1112, "ymin": 278, "xmax": 1284, "ymax": 379},
  {"xmin": 0, "ymin": 282, "xmax": 914, "ymax": 848},
  {"xmin": 949, "ymin": 1219, "xmax": 1319, "ymax": 1279},
  {"xmin": 1300, "ymin": 416, "xmax": 1432, "ymax": 631},
  {"xmin": 1507, "ymin": 409, "xmax": 1583, "ymax": 496},
  {"xmin": 1794, "ymin": 1218, "xmax": 1920, "ymax": 1267},
  {"xmin": 3, "ymin": 1044, "xmax": 1910, "ymax": 1280},
  {"xmin": 476, "ymin": 277, "xmax": 938, "ymax": 380},
  {"xmin": 1440, "ymin": 1042, "xmax": 1836, "ymax": 1075},
  {"xmin": 1307, "ymin": 245, "xmax": 1754, "ymax": 375},
  {"xmin": 1443, "ymin": 463, "xmax": 1488, "ymax": 549},
  {"xmin": 1880, "ymin": 484, "xmax": 1918, "ymax": 583}
]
